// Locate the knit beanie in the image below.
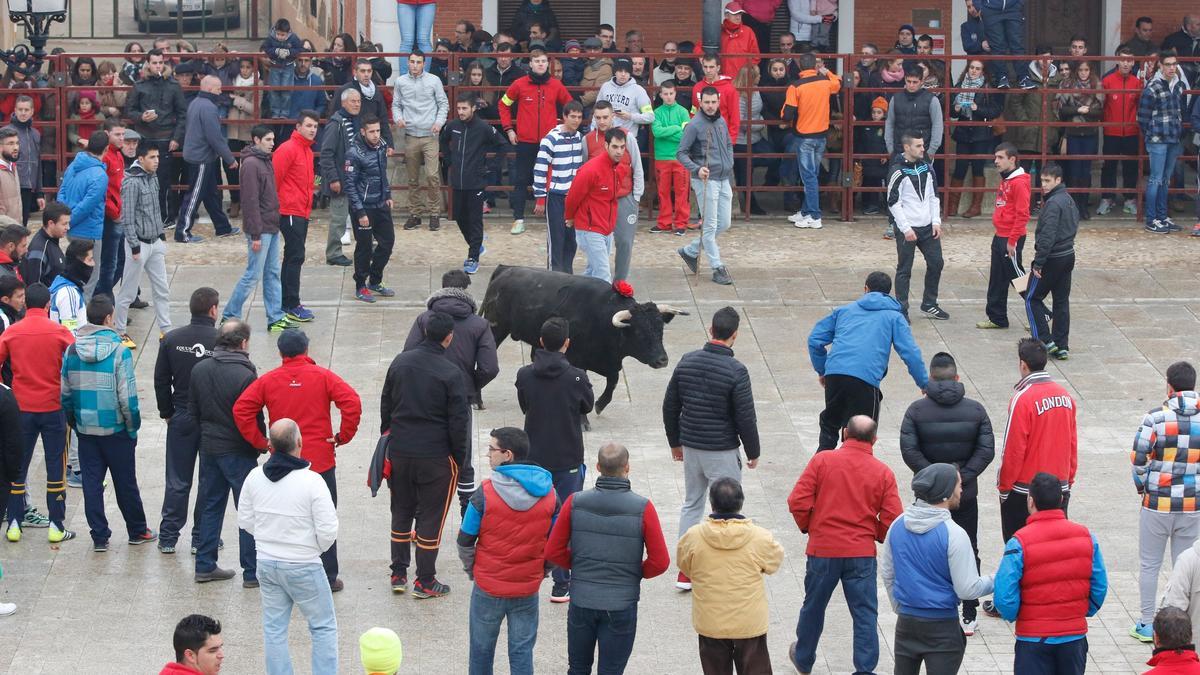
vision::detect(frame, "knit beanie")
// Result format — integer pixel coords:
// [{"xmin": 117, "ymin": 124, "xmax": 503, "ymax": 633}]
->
[
  {"xmin": 871, "ymin": 96, "xmax": 889, "ymax": 113},
  {"xmin": 912, "ymin": 463, "xmax": 959, "ymax": 503},
  {"xmin": 360, "ymin": 627, "xmax": 403, "ymax": 674}
]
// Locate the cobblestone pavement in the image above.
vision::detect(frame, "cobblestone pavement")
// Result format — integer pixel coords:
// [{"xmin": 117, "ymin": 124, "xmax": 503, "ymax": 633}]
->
[{"xmin": 0, "ymin": 213, "xmax": 1197, "ymax": 674}]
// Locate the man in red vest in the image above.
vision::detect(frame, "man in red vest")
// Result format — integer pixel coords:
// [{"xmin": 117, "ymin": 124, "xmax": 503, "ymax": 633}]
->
[
  {"xmin": 994, "ymin": 472, "xmax": 1107, "ymax": 675},
  {"xmin": 456, "ymin": 427, "xmax": 558, "ymax": 675}
]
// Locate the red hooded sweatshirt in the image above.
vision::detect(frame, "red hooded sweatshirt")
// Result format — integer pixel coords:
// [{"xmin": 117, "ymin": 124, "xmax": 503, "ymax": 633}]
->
[
  {"xmin": 565, "ymin": 152, "xmax": 629, "ymax": 236},
  {"xmin": 232, "ymin": 355, "xmax": 362, "ymax": 473},
  {"xmin": 692, "ymin": 75, "xmax": 740, "ymax": 144},
  {"xmin": 272, "ymin": 133, "xmax": 315, "ymax": 218},
  {"xmin": 719, "ymin": 19, "xmax": 760, "ymax": 78},
  {"xmin": 993, "ymin": 166, "xmax": 1031, "ymax": 246},
  {"xmin": 0, "ymin": 307, "xmax": 74, "ymax": 412},
  {"xmin": 103, "ymin": 143, "xmax": 124, "ymax": 221},
  {"xmin": 1101, "ymin": 70, "xmax": 1142, "ymax": 137}
]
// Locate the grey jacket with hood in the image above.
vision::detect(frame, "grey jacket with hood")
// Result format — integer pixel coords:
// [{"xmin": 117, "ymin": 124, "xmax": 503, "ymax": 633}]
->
[
  {"xmin": 879, "ymin": 501, "xmax": 995, "ymax": 613},
  {"xmin": 120, "ymin": 160, "xmax": 163, "ymax": 255},
  {"xmin": 595, "ymin": 76, "xmax": 653, "ymax": 132},
  {"xmin": 676, "ymin": 111, "xmax": 734, "ymax": 182}
]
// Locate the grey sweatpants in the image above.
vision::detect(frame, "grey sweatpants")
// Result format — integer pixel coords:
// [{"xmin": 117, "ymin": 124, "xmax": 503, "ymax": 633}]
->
[
  {"xmin": 679, "ymin": 447, "xmax": 742, "ymax": 538},
  {"xmin": 1139, "ymin": 509, "xmax": 1200, "ymax": 623},
  {"xmin": 115, "ymin": 239, "xmax": 172, "ymax": 334},
  {"xmin": 613, "ymin": 194, "xmax": 639, "ymax": 282}
]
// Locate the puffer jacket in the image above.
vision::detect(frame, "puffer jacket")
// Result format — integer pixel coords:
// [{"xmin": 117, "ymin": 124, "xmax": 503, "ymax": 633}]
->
[
  {"xmin": 343, "ymin": 137, "xmax": 390, "ymax": 217},
  {"xmin": 401, "ymin": 288, "xmax": 499, "ymax": 405},
  {"xmin": 662, "ymin": 341, "xmax": 760, "ymax": 458},
  {"xmin": 238, "ymin": 146, "xmax": 279, "ymax": 239},
  {"xmin": 61, "ymin": 324, "xmax": 139, "ymax": 437},
  {"xmin": 187, "ymin": 348, "xmax": 260, "ymax": 458},
  {"xmin": 119, "ymin": 161, "xmax": 163, "ymax": 255},
  {"xmin": 1132, "ymin": 391, "xmax": 1200, "ymax": 512},
  {"xmin": 676, "ymin": 515, "xmax": 784, "ymax": 639},
  {"xmin": 899, "ymin": 380, "xmax": 996, "ymax": 501}
]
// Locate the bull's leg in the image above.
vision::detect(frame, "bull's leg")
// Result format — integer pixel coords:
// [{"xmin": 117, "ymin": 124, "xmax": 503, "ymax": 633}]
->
[{"xmin": 595, "ymin": 373, "xmax": 619, "ymax": 415}]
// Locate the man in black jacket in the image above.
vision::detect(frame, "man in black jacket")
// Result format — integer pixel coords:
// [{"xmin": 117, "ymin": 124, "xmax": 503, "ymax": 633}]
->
[
  {"xmin": 344, "ymin": 116, "xmax": 394, "ymax": 304},
  {"xmin": 1025, "ymin": 162, "xmax": 1078, "ymax": 360},
  {"xmin": 336, "ymin": 59, "xmax": 394, "ymax": 148},
  {"xmin": 516, "ymin": 316, "xmax": 594, "ymax": 600},
  {"xmin": 899, "ymin": 351, "xmax": 995, "ymax": 633},
  {"xmin": 19, "ymin": 202, "xmax": 68, "ymax": 288},
  {"xmin": 187, "ymin": 319, "xmax": 261, "ymax": 586},
  {"xmin": 381, "ymin": 311, "xmax": 470, "ymax": 599},
  {"xmin": 153, "ymin": 287, "xmax": 219, "ymax": 554},
  {"xmin": 441, "ymin": 92, "xmax": 509, "ymax": 274},
  {"xmin": 662, "ymin": 305, "xmax": 759, "ymax": 590},
  {"xmin": 123, "ymin": 49, "xmax": 189, "ymax": 222}
]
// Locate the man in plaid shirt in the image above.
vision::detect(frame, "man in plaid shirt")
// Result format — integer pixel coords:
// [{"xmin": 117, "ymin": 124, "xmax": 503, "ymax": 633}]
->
[
  {"xmin": 1130, "ymin": 361, "xmax": 1200, "ymax": 642},
  {"xmin": 1137, "ymin": 50, "xmax": 1186, "ymax": 234}
]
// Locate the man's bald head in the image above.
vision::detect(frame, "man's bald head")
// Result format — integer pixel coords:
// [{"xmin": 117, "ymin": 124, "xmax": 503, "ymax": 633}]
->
[
  {"xmin": 215, "ymin": 319, "xmax": 250, "ymax": 351},
  {"xmin": 845, "ymin": 415, "xmax": 878, "ymax": 443},
  {"xmin": 269, "ymin": 418, "xmax": 302, "ymax": 456},
  {"xmin": 596, "ymin": 443, "xmax": 630, "ymax": 477},
  {"xmin": 200, "ymin": 74, "xmax": 222, "ymax": 94}
]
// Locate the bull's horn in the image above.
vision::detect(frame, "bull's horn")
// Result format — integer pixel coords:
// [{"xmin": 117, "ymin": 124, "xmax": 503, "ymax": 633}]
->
[
  {"xmin": 611, "ymin": 309, "xmax": 633, "ymax": 328},
  {"xmin": 656, "ymin": 303, "xmax": 690, "ymax": 316}
]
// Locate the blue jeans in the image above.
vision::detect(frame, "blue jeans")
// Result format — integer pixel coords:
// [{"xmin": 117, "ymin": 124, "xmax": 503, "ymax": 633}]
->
[
  {"xmin": 685, "ymin": 178, "xmax": 732, "ymax": 269},
  {"xmin": 792, "ymin": 556, "xmax": 879, "ymax": 674},
  {"xmin": 77, "ymin": 431, "xmax": 148, "ymax": 545},
  {"xmin": 194, "ymin": 452, "xmax": 258, "ymax": 581},
  {"xmin": 1146, "ymin": 141, "xmax": 1183, "ymax": 224},
  {"xmin": 795, "ymin": 136, "xmax": 827, "ymax": 219},
  {"xmin": 575, "ymin": 229, "xmax": 613, "ymax": 282},
  {"xmin": 469, "ymin": 585, "xmax": 539, "ymax": 675},
  {"xmin": 981, "ymin": 5, "xmax": 1028, "ymax": 81},
  {"xmin": 550, "ymin": 465, "xmax": 586, "ymax": 584},
  {"xmin": 259, "ymin": 559, "xmax": 338, "ymax": 675},
  {"xmin": 267, "ymin": 64, "xmax": 294, "ymax": 118},
  {"xmin": 567, "ymin": 604, "xmax": 638, "ymax": 675},
  {"xmin": 96, "ymin": 218, "xmax": 125, "ymax": 300},
  {"xmin": 397, "ymin": 2, "xmax": 436, "ymax": 53},
  {"xmin": 6, "ymin": 410, "xmax": 67, "ymax": 529},
  {"xmin": 223, "ymin": 233, "xmax": 283, "ymax": 324}
]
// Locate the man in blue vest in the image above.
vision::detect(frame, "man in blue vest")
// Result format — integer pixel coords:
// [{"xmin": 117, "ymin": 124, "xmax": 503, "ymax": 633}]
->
[{"xmin": 544, "ymin": 443, "xmax": 670, "ymax": 674}]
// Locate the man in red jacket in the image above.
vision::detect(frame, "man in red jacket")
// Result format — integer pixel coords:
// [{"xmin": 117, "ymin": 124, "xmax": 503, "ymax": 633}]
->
[
  {"xmin": 96, "ymin": 117, "xmax": 127, "ymax": 300},
  {"xmin": 498, "ymin": 49, "xmax": 573, "ymax": 236},
  {"xmin": 565, "ymin": 128, "xmax": 630, "ymax": 282},
  {"xmin": 787, "ymin": 416, "xmax": 902, "ymax": 675},
  {"xmin": 692, "ymin": 55, "xmax": 740, "ymax": 144},
  {"xmin": 978, "ymin": 142, "xmax": 1031, "ymax": 330},
  {"xmin": 232, "ymin": 328, "xmax": 361, "ymax": 591},
  {"xmin": 158, "ymin": 613, "xmax": 224, "ymax": 675},
  {"xmin": 272, "ymin": 111, "xmax": 320, "ymax": 324},
  {"xmin": 718, "ymin": 2, "xmax": 761, "ymax": 78},
  {"xmin": 1145, "ymin": 607, "xmax": 1200, "ymax": 674},
  {"xmin": 0, "ymin": 282, "xmax": 75, "ymax": 542},
  {"xmin": 1098, "ymin": 46, "xmax": 1143, "ymax": 217},
  {"xmin": 456, "ymin": 427, "xmax": 557, "ymax": 675}
]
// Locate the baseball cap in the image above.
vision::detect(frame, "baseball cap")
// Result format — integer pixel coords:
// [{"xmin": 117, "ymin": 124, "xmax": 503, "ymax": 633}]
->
[{"xmin": 725, "ymin": 1, "xmax": 746, "ymax": 14}]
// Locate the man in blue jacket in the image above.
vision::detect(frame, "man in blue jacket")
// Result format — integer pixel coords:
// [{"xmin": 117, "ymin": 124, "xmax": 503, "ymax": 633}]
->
[
  {"xmin": 176, "ymin": 75, "xmax": 240, "ymax": 243},
  {"xmin": 879, "ymin": 463, "xmax": 994, "ymax": 674},
  {"xmin": 57, "ymin": 131, "xmax": 108, "ymax": 299},
  {"xmin": 808, "ymin": 271, "xmax": 928, "ymax": 452}
]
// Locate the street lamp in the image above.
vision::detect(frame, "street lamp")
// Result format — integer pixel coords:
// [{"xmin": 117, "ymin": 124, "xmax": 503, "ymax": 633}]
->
[{"xmin": 2, "ymin": 0, "xmax": 67, "ymax": 75}]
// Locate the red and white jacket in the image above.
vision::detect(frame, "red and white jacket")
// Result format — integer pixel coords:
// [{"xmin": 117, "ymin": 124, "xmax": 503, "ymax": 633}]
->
[
  {"xmin": 993, "ymin": 167, "xmax": 1031, "ymax": 246},
  {"xmin": 998, "ymin": 371, "xmax": 1078, "ymax": 497}
]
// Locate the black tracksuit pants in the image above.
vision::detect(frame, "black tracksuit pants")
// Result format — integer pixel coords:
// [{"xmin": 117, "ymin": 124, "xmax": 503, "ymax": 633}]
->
[
  {"xmin": 817, "ymin": 374, "xmax": 882, "ymax": 451},
  {"xmin": 451, "ymin": 188, "xmax": 484, "ymax": 261},
  {"xmin": 985, "ymin": 235, "xmax": 1025, "ymax": 327},
  {"xmin": 1025, "ymin": 252, "xmax": 1074, "ymax": 351},
  {"xmin": 951, "ymin": 495, "xmax": 980, "ymax": 620},
  {"xmin": 280, "ymin": 215, "xmax": 308, "ymax": 309},
  {"xmin": 389, "ymin": 455, "xmax": 458, "ymax": 583},
  {"xmin": 352, "ymin": 207, "xmax": 395, "ymax": 289},
  {"xmin": 1000, "ymin": 490, "xmax": 1071, "ymax": 542}
]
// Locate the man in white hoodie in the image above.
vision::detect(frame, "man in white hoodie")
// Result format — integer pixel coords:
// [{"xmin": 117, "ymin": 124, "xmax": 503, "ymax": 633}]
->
[
  {"xmin": 886, "ymin": 134, "xmax": 948, "ymax": 321},
  {"xmin": 879, "ymin": 463, "xmax": 994, "ymax": 675},
  {"xmin": 238, "ymin": 418, "xmax": 339, "ymax": 674}
]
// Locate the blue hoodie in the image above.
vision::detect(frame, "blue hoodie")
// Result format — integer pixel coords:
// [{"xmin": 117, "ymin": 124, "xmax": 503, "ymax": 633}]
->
[
  {"xmin": 808, "ymin": 292, "xmax": 929, "ymax": 389},
  {"xmin": 57, "ymin": 152, "xmax": 107, "ymax": 240}
]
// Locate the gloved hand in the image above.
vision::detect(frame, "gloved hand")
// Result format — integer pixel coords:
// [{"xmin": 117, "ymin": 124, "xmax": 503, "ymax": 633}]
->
[{"xmin": 459, "ymin": 490, "xmax": 474, "ymax": 518}]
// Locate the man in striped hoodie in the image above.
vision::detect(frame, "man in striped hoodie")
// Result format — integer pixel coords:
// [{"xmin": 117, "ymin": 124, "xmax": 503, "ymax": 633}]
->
[{"xmin": 533, "ymin": 101, "xmax": 587, "ymax": 273}]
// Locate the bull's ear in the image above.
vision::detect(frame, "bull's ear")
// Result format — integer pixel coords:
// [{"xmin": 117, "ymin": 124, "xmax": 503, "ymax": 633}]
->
[{"xmin": 655, "ymin": 303, "xmax": 690, "ymax": 323}]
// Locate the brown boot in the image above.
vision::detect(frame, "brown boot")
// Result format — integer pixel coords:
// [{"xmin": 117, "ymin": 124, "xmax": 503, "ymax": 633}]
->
[
  {"xmin": 962, "ymin": 177, "xmax": 985, "ymax": 218},
  {"xmin": 945, "ymin": 178, "xmax": 963, "ymax": 217},
  {"xmin": 228, "ymin": 202, "xmax": 241, "ymax": 219}
]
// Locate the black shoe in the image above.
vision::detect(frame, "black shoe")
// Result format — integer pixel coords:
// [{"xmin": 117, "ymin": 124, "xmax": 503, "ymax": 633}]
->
[
  {"xmin": 428, "ymin": 216, "xmax": 440, "ymax": 231},
  {"xmin": 677, "ymin": 247, "xmax": 699, "ymax": 274},
  {"xmin": 981, "ymin": 599, "xmax": 1001, "ymax": 618},
  {"xmin": 195, "ymin": 567, "xmax": 237, "ymax": 583},
  {"xmin": 242, "ymin": 579, "xmax": 259, "ymax": 589},
  {"xmin": 412, "ymin": 577, "xmax": 450, "ymax": 598},
  {"xmin": 403, "ymin": 216, "xmax": 421, "ymax": 231},
  {"xmin": 712, "ymin": 266, "xmax": 733, "ymax": 286},
  {"xmin": 130, "ymin": 298, "xmax": 149, "ymax": 310},
  {"xmin": 326, "ymin": 255, "xmax": 352, "ymax": 266},
  {"xmin": 550, "ymin": 582, "xmax": 570, "ymax": 603},
  {"xmin": 217, "ymin": 227, "xmax": 242, "ymax": 238},
  {"xmin": 921, "ymin": 305, "xmax": 951, "ymax": 320},
  {"xmin": 329, "ymin": 578, "xmax": 345, "ymax": 593}
]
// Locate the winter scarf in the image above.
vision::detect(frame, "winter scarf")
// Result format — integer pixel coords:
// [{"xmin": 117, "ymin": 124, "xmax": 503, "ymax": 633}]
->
[
  {"xmin": 881, "ymin": 66, "xmax": 905, "ymax": 84},
  {"xmin": 955, "ymin": 73, "xmax": 986, "ymax": 117}
]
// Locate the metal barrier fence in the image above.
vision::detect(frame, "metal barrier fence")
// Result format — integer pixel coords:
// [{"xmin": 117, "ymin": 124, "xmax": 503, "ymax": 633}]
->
[{"xmin": 20, "ymin": 50, "xmax": 1194, "ymax": 222}]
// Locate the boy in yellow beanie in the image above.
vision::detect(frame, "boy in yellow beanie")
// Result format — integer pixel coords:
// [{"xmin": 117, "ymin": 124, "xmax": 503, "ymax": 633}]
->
[{"xmin": 360, "ymin": 627, "xmax": 402, "ymax": 674}]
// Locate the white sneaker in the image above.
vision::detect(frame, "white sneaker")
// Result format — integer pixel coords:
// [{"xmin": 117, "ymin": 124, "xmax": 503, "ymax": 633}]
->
[
  {"xmin": 1095, "ymin": 198, "xmax": 1113, "ymax": 216},
  {"xmin": 0, "ymin": 603, "xmax": 15, "ymax": 616},
  {"xmin": 786, "ymin": 210, "xmax": 808, "ymax": 223},
  {"xmin": 340, "ymin": 230, "xmax": 352, "ymax": 246},
  {"xmin": 1123, "ymin": 200, "xmax": 1138, "ymax": 216},
  {"xmin": 794, "ymin": 217, "xmax": 822, "ymax": 229},
  {"xmin": 961, "ymin": 617, "xmax": 977, "ymax": 636}
]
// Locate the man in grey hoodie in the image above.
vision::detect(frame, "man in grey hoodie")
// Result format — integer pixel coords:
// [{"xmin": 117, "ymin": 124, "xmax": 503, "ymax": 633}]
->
[
  {"xmin": 879, "ymin": 464, "xmax": 994, "ymax": 675},
  {"xmin": 676, "ymin": 86, "xmax": 735, "ymax": 286},
  {"xmin": 114, "ymin": 140, "xmax": 171, "ymax": 348},
  {"xmin": 392, "ymin": 51, "xmax": 449, "ymax": 232},
  {"xmin": 595, "ymin": 58, "xmax": 654, "ymax": 134}
]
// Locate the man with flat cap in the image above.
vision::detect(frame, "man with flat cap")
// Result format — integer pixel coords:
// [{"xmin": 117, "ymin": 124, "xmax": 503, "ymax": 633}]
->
[{"xmin": 879, "ymin": 464, "xmax": 995, "ymax": 675}]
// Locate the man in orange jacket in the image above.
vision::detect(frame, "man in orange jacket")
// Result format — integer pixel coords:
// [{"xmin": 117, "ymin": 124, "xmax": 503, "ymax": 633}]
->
[
  {"xmin": 232, "ymin": 328, "xmax": 361, "ymax": 592},
  {"xmin": 565, "ymin": 128, "xmax": 630, "ymax": 282},
  {"xmin": 782, "ymin": 52, "xmax": 841, "ymax": 229},
  {"xmin": 978, "ymin": 142, "xmax": 1031, "ymax": 330}
]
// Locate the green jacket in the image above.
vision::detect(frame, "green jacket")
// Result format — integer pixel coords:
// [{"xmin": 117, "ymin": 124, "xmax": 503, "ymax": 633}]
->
[{"xmin": 652, "ymin": 103, "xmax": 690, "ymax": 161}]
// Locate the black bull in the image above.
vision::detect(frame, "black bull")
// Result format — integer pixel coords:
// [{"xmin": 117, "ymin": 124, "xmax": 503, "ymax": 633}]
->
[{"xmin": 480, "ymin": 265, "xmax": 689, "ymax": 414}]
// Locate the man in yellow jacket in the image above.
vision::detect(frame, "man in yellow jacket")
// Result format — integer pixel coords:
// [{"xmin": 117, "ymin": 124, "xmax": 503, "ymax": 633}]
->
[{"xmin": 677, "ymin": 476, "xmax": 784, "ymax": 674}]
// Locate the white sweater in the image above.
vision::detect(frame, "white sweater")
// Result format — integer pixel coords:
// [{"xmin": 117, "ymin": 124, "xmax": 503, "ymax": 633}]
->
[{"xmin": 237, "ymin": 463, "xmax": 339, "ymax": 564}]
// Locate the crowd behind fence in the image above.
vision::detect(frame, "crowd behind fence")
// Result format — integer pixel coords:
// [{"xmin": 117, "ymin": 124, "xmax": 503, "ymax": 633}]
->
[{"xmin": 16, "ymin": 50, "xmax": 1199, "ymax": 222}]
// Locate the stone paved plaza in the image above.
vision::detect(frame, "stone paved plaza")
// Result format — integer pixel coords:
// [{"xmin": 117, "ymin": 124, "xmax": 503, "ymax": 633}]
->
[{"xmin": 0, "ymin": 215, "xmax": 1196, "ymax": 674}]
